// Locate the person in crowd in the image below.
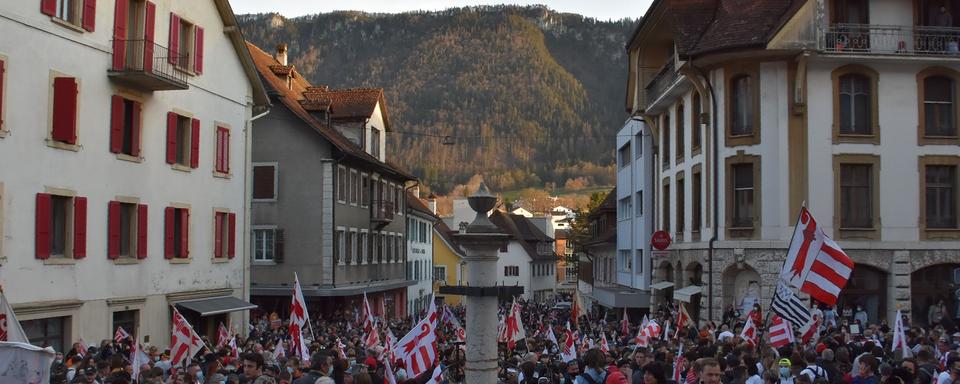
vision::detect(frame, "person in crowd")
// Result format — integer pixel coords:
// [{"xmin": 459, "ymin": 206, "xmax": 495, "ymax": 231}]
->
[
  {"xmin": 243, "ymin": 353, "xmax": 276, "ymax": 384},
  {"xmin": 577, "ymin": 349, "xmax": 608, "ymax": 384},
  {"xmin": 853, "ymin": 355, "xmax": 880, "ymax": 384}
]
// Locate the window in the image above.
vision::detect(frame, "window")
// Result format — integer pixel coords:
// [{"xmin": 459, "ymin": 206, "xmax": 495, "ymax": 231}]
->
[
  {"xmin": 839, "ymin": 164, "xmax": 873, "ymax": 228},
  {"xmin": 636, "ymin": 191, "xmax": 643, "ymax": 217},
  {"xmin": 832, "ymin": 0, "xmax": 869, "ymax": 24},
  {"xmin": 35, "ymin": 193, "xmax": 86, "ymax": 260},
  {"xmin": 692, "ymin": 169, "xmax": 702, "ymax": 234},
  {"xmin": 213, "ymin": 211, "xmax": 236, "ymax": 259},
  {"xmin": 920, "ymin": 156, "xmax": 960, "ymax": 239},
  {"xmin": 358, "ymin": 231, "xmax": 366, "ymax": 264},
  {"xmin": 110, "ymin": 0, "xmax": 152, "ymax": 71},
  {"xmin": 110, "ymin": 96, "xmax": 142, "ymax": 157},
  {"xmin": 51, "ymin": 76, "xmax": 79, "ymax": 145},
  {"xmin": 165, "ymin": 112, "xmax": 199, "ymax": 168},
  {"xmin": 434, "ymin": 266, "xmax": 446, "ymax": 281},
  {"xmin": 832, "ymin": 65, "xmax": 879, "ymax": 143},
  {"xmin": 386, "ymin": 234, "xmax": 393, "ymax": 263},
  {"xmin": 635, "ymin": 249, "xmax": 643, "ymax": 273},
  {"xmin": 112, "ymin": 310, "xmax": 138, "ymax": 343},
  {"xmin": 23, "ymin": 316, "xmax": 68, "ymax": 352},
  {"xmin": 107, "ymin": 201, "xmax": 147, "ymax": 259},
  {"xmin": 214, "ymin": 126, "xmax": 230, "ymax": 174},
  {"xmin": 618, "ymin": 197, "xmax": 632, "ymax": 221},
  {"xmin": 41, "ymin": 0, "xmax": 95, "ymax": 31},
  {"xmin": 662, "ymin": 114, "xmax": 670, "ymax": 168},
  {"xmin": 252, "ymin": 228, "xmax": 274, "ymax": 262},
  {"xmin": 361, "ymin": 173, "xmax": 369, "ymax": 208},
  {"xmin": 504, "ymin": 266, "xmax": 519, "ymax": 276},
  {"xmin": 676, "ymin": 174, "xmax": 685, "ymax": 237},
  {"xmin": 662, "ymin": 181, "xmax": 670, "ymax": 232},
  {"xmin": 337, "ymin": 167, "xmax": 347, "ymax": 203},
  {"xmin": 335, "ymin": 228, "xmax": 345, "ymax": 265},
  {"xmin": 377, "ymin": 233, "xmax": 384, "ymax": 263},
  {"xmin": 919, "ymin": 68, "xmax": 960, "ymax": 143},
  {"xmin": 370, "ymin": 233, "xmax": 378, "ymax": 264},
  {"xmin": 345, "ymin": 230, "xmax": 355, "ymax": 265},
  {"xmin": 252, "ymin": 164, "xmax": 277, "ymax": 200},
  {"xmin": 168, "ymin": 14, "xmax": 204, "ymax": 74},
  {"xmin": 350, "ymin": 170, "xmax": 358, "ymax": 205},
  {"xmin": 692, "ymin": 91, "xmax": 702, "ymax": 151},
  {"xmin": 731, "ymin": 164, "xmax": 755, "ymax": 228},
  {"xmin": 396, "ymin": 185, "xmax": 403, "ymax": 214},
  {"xmin": 635, "ymin": 131, "xmax": 643, "ymax": 159},
  {"xmin": 371, "ymin": 128, "xmax": 381, "ymax": 158},
  {"xmin": 676, "ymin": 102, "xmax": 685, "ymax": 161},
  {"xmin": 618, "ymin": 142, "xmax": 632, "ymax": 168},
  {"xmin": 397, "ymin": 235, "xmax": 404, "ymax": 262},
  {"xmin": 164, "ymin": 207, "xmax": 189, "ymax": 259},
  {"xmin": 618, "ymin": 250, "xmax": 632, "ymax": 272},
  {"xmin": 730, "ymin": 75, "xmax": 754, "ymax": 136}
]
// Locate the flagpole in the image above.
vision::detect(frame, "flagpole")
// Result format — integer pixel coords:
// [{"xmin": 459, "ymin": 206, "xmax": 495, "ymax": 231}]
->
[
  {"xmin": 759, "ymin": 204, "xmax": 808, "ymax": 352},
  {"xmin": 294, "ymin": 272, "xmax": 318, "ymax": 342}
]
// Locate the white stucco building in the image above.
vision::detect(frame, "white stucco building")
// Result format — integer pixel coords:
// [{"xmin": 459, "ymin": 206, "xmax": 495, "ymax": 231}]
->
[
  {"xmin": 407, "ymin": 193, "xmax": 437, "ymax": 316},
  {"xmin": 0, "ymin": 0, "xmax": 268, "ymax": 351},
  {"xmin": 628, "ymin": 0, "xmax": 960, "ymax": 325}
]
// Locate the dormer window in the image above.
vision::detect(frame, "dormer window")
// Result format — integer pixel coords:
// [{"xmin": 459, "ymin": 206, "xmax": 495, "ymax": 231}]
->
[{"xmin": 371, "ymin": 127, "xmax": 381, "ymax": 158}]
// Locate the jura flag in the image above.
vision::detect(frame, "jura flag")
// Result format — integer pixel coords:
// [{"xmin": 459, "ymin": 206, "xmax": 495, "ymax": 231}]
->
[
  {"xmin": 393, "ymin": 299, "xmax": 438, "ymax": 378},
  {"xmin": 427, "ymin": 364, "xmax": 443, "ymax": 384},
  {"xmin": 0, "ymin": 342, "xmax": 56, "ymax": 383},
  {"xmin": 0, "ymin": 289, "xmax": 28, "ymax": 343},
  {"xmin": 672, "ymin": 344, "xmax": 685, "ymax": 383},
  {"xmin": 546, "ymin": 326, "xmax": 559, "ymax": 347},
  {"xmin": 290, "ymin": 273, "xmax": 311, "ymax": 360},
  {"xmin": 560, "ymin": 327, "xmax": 577, "ymax": 362},
  {"xmin": 892, "ymin": 309, "xmax": 912, "ymax": 358},
  {"xmin": 767, "ymin": 316, "xmax": 795, "ymax": 348},
  {"xmin": 216, "ymin": 322, "xmax": 230, "ymax": 349},
  {"xmin": 114, "ymin": 326, "xmax": 131, "ymax": 343},
  {"xmin": 362, "ymin": 293, "xmax": 381, "ymax": 349},
  {"xmin": 740, "ymin": 315, "xmax": 758, "ymax": 346},
  {"xmin": 599, "ymin": 332, "xmax": 610, "ymax": 354},
  {"xmin": 781, "ymin": 208, "xmax": 854, "ymax": 306},
  {"xmin": 170, "ymin": 308, "xmax": 204, "ymax": 366}
]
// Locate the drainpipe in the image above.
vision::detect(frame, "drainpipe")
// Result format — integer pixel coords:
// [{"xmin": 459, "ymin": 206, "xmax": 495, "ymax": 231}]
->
[
  {"xmin": 244, "ymin": 106, "xmax": 270, "ymax": 336},
  {"xmin": 691, "ymin": 63, "xmax": 718, "ymax": 323}
]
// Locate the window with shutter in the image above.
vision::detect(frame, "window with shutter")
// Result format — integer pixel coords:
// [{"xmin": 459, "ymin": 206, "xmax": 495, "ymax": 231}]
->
[
  {"xmin": 110, "ymin": 96, "xmax": 141, "ymax": 157},
  {"xmin": 337, "ymin": 167, "xmax": 347, "ymax": 203},
  {"xmin": 136, "ymin": 204, "xmax": 147, "ymax": 259},
  {"xmin": 166, "ymin": 207, "xmax": 189, "ymax": 259},
  {"xmin": 189, "ymin": 118, "xmax": 199, "ymax": 168},
  {"xmin": 51, "ymin": 76, "xmax": 78, "ymax": 145},
  {"xmin": 169, "ymin": 14, "xmax": 201, "ymax": 74},
  {"xmin": 227, "ymin": 213, "xmax": 236, "ymax": 259},
  {"xmin": 213, "ymin": 212, "xmax": 226, "ymax": 259},
  {"xmin": 166, "ymin": 112, "xmax": 193, "ymax": 168},
  {"xmin": 252, "ymin": 228, "xmax": 275, "ymax": 262},
  {"xmin": 44, "ymin": 0, "xmax": 92, "ymax": 30},
  {"xmin": 72, "ymin": 196, "xmax": 86, "ymax": 259},
  {"xmin": 252, "ymin": 164, "xmax": 277, "ymax": 200},
  {"xmin": 215, "ymin": 126, "xmax": 230, "ymax": 174}
]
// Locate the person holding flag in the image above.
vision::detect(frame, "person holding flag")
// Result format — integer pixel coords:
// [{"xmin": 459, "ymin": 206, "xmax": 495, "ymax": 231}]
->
[{"xmin": 289, "ymin": 273, "xmax": 312, "ymax": 361}]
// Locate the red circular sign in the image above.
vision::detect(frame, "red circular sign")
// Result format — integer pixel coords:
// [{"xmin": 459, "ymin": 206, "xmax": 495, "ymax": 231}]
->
[{"xmin": 651, "ymin": 231, "xmax": 672, "ymax": 250}]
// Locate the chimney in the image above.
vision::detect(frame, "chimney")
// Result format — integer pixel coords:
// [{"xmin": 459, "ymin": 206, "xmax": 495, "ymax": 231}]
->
[
  {"xmin": 428, "ymin": 193, "xmax": 438, "ymax": 215},
  {"xmin": 275, "ymin": 43, "xmax": 288, "ymax": 66}
]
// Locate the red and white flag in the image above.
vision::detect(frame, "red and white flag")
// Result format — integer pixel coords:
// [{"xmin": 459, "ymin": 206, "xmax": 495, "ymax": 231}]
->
[
  {"xmin": 636, "ymin": 319, "xmax": 661, "ymax": 346},
  {"xmin": 621, "ymin": 308, "xmax": 630, "ymax": 337},
  {"xmin": 675, "ymin": 303, "xmax": 691, "ymax": 337},
  {"xmin": 130, "ymin": 342, "xmax": 150, "ymax": 379},
  {"xmin": 672, "ymin": 344, "xmax": 685, "ymax": 383},
  {"xmin": 170, "ymin": 308, "xmax": 204, "ymax": 366},
  {"xmin": 571, "ymin": 292, "xmax": 585, "ymax": 327},
  {"xmin": 740, "ymin": 315, "xmax": 758, "ymax": 346},
  {"xmin": 393, "ymin": 299, "xmax": 438, "ymax": 378},
  {"xmin": 228, "ymin": 336, "xmax": 240, "ymax": 359},
  {"xmin": 290, "ymin": 273, "xmax": 311, "ymax": 361},
  {"xmin": 362, "ymin": 293, "xmax": 381, "ymax": 349},
  {"xmin": 427, "ymin": 364, "xmax": 443, "ymax": 384},
  {"xmin": 546, "ymin": 325, "xmax": 559, "ymax": 347},
  {"xmin": 781, "ymin": 208, "xmax": 854, "ymax": 306},
  {"xmin": 636, "ymin": 315, "xmax": 651, "ymax": 347},
  {"xmin": 384, "ymin": 358, "xmax": 399, "ymax": 384},
  {"xmin": 560, "ymin": 326, "xmax": 577, "ymax": 362},
  {"xmin": 599, "ymin": 332, "xmax": 610, "ymax": 354},
  {"xmin": 114, "ymin": 326, "xmax": 132, "ymax": 343},
  {"xmin": 216, "ymin": 322, "xmax": 230, "ymax": 349},
  {"xmin": 892, "ymin": 309, "xmax": 912, "ymax": 358},
  {"xmin": 499, "ymin": 298, "xmax": 526, "ymax": 351},
  {"xmin": 800, "ymin": 316, "xmax": 820, "ymax": 345},
  {"xmin": 0, "ymin": 288, "xmax": 27, "ymax": 343},
  {"xmin": 273, "ymin": 341, "xmax": 286, "ymax": 361},
  {"xmin": 767, "ymin": 316, "xmax": 794, "ymax": 348}
]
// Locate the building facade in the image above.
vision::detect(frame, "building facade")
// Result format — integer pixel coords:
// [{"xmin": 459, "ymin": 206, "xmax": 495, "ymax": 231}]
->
[
  {"xmin": 406, "ymin": 192, "xmax": 437, "ymax": 316},
  {"xmin": 433, "ymin": 220, "xmax": 466, "ymax": 307},
  {"xmin": 0, "ymin": 0, "xmax": 268, "ymax": 350},
  {"xmin": 628, "ymin": 0, "xmax": 960, "ymax": 325},
  {"xmin": 246, "ymin": 42, "xmax": 414, "ymax": 320}
]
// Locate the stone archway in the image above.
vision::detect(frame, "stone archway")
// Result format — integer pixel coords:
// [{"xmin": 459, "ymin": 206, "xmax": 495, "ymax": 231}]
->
[
  {"xmin": 911, "ymin": 263, "xmax": 960, "ymax": 326},
  {"xmin": 838, "ymin": 264, "xmax": 887, "ymax": 327},
  {"xmin": 684, "ymin": 261, "xmax": 704, "ymax": 323},
  {"xmin": 659, "ymin": 261, "xmax": 675, "ymax": 283},
  {"xmin": 722, "ymin": 264, "xmax": 761, "ymax": 320}
]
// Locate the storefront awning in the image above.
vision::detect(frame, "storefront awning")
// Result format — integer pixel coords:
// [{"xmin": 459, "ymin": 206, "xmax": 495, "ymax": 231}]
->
[
  {"xmin": 176, "ymin": 296, "xmax": 257, "ymax": 317},
  {"xmin": 649, "ymin": 281, "xmax": 674, "ymax": 291},
  {"xmin": 673, "ymin": 285, "xmax": 702, "ymax": 303}
]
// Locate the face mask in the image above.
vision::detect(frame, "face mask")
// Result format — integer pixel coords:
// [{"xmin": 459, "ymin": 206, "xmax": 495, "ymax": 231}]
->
[
  {"xmin": 196, "ymin": 372, "xmax": 204, "ymax": 382},
  {"xmin": 327, "ymin": 366, "xmax": 334, "ymax": 376},
  {"xmin": 780, "ymin": 367, "xmax": 790, "ymax": 378},
  {"xmin": 287, "ymin": 367, "xmax": 294, "ymax": 374}
]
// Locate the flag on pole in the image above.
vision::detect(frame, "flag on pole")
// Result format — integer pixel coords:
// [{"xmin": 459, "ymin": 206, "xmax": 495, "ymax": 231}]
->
[
  {"xmin": 427, "ymin": 364, "xmax": 443, "ymax": 384},
  {"xmin": 228, "ymin": 336, "xmax": 240, "ymax": 359},
  {"xmin": 799, "ymin": 316, "xmax": 820, "ymax": 345},
  {"xmin": 216, "ymin": 322, "xmax": 230, "ymax": 349},
  {"xmin": 130, "ymin": 342, "xmax": 150, "ymax": 380},
  {"xmin": 675, "ymin": 302, "xmax": 691, "ymax": 337},
  {"xmin": 0, "ymin": 288, "xmax": 28, "ymax": 343},
  {"xmin": 546, "ymin": 326, "xmax": 559, "ymax": 346},
  {"xmin": 571, "ymin": 291, "xmax": 585, "ymax": 328},
  {"xmin": 672, "ymin": 344, "xmax": 685, "ymax": 383},
  {"xmin": 771, "ymin": 281, "xmax": 812, "ymax": 329},
  {"xmin": 362, "ymin": 293, "xmax": 381, "ymax": 349},
  {"xmin": 170, "ymin": 307, "xmax": 204, "ymax": 366},
  {"xmin": 114, "ymin": 326, "xmax": 132, "ymax": 343},
  {"xmin": 780, "ymin": 208, "xmax": 854, "ymax": 306},
  {"xmin": 599, "ymin": 332, "xmax": 610, "ymax": 354},
  {"xmin": 393, "ymin": 299, "xmax": 438, "ymax": 378},
  {"xmin": 739, "ymin": 315, "xmax": 758, "ymax": 346},
  {"xmin": 384, "ymin": 358, "xmax": 398, "ymax": 384},
  {"xmin": 290, "ymin": 273, "xmax": 311, "ymax": 361},
  {"xmin": 500, "ymin": 298, "xmax": 526, "ymax": 351},
  {"xmin": 892, "ymin": 309, "xmax": 912, "ymax": 357},
  {"xmin": 621, "ymin": 308, "xmax": 630, "ymax": 337},
  {"xmin": 272, "ymin": 341, "xmax": 286, "ymax": 361},
  {"xmin": 767, "ymin": 316, "xmax": 795, "ymax": 348},
  {"xmin": 560, "ymin": 326, "xmax": 577, "ymax": 362}
]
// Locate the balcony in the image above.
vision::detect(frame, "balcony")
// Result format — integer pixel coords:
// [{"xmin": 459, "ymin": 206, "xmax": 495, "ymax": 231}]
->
[
  {"xmin": 371, "ymin": 200, "xmax": 394, "ymax": 228},
  {"xmin": 643, "ymin": 60, "xmax": 688, "ymax": 114},
  {"xmin": 821, "ymin": 24, "xmax": 960, "ymax": 57},
  {"xmin": 108, "ymin": 39, "xmax": 188, "ymax": 91}
]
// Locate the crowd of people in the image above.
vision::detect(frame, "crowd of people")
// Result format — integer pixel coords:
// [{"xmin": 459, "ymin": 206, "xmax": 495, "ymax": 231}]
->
[{"xmin": 43, "ymin": 297, "xmax": 960, "ymax": 384}]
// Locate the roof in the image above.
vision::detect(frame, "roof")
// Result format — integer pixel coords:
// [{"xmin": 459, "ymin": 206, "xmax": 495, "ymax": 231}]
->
[
  {"xmin": 245, "ymin": 41, "xmax": 415, "ymax": 180},
  {"xmin": 588, "ymin": 188, "xmax": 616, "ymax": 219},
  {"xmin": 212, "ymin": 0, "xmax": 269, "ymax": 107},
  {"xmin": 433, "ymin": 220, "xmax": 465, "ymax": 258},
  {"xmin": 554, "ymin": 229, "xmax": 569, "ymax": 240},
  {"xmin": 489, "ymin": 211, "xmax": 556, "ymax": 262},
  {"xmin": 304, "ymin": 87, "xmax": 392, "ymax": 131},
  {"xmin": 407, "ymin": 192, "xmax": 438, "ymax": 220}
]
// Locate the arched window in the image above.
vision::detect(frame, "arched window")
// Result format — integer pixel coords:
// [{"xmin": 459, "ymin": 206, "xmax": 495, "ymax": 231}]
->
[
  {"xmin": 918, "ymin": 67, "xmax": 960, "ymax": 144},
  {"xmin": 676, "ymin": 102, "xmax": 685, "ymax": 160},
  {"xmin": 838, "ymin": 74, "xmax": 872, "ymax": 134},
  {"xmin": 691, "ymin": 91, "xmax": 702, "ymax": 150},
  {"xmin": 730, "ymin": 75, "xmax": 755, "ymax": 136}
]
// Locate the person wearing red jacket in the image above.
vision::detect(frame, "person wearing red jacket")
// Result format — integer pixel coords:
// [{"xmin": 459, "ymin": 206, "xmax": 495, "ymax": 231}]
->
[{"xmin": 605, "ymin": 359, "xmax": 632, "ymax": 384}]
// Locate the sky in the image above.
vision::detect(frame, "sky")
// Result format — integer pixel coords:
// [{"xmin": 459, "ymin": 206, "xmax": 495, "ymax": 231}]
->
[{"xmin": 230, "ymin": 0, "xmax": 654, "ymax": 21}]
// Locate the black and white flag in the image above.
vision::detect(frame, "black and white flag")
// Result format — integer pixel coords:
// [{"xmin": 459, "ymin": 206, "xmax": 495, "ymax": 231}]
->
[{"xmin": 772, "ymin": 281, "xmax": 812, "ymax": 328}]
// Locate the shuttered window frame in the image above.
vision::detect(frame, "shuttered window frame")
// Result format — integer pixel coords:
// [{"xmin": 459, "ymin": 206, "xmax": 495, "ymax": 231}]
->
[
  {"xmin": 107, "ymin": 196, "xmax": 147, "ymax": 263},
  {"xmin": 252, "ymin": 162, "xmax": 278, "ymax": 201},
  {"xmin": 47, "ymin": 71, "xmax": 81, "ymax": 151},
  {"xmin": 165, "ymin": 109, "xmax": 199, "ymax": 171},
  {"xmin": 164, "ymin": 203, "xmax": 191, "ymax": 263},
  {"xmin": 42, "ymin": 0, "xmax": 96, "ymax": 32},
  {"xmin": 213, "ymin": 123, "xmax": 231, "ymax": 177},
  {"xmin": 212, "ymin": 207, "xmax": 236, "ymax": 261},
  {"xmin": 110, "ymin": 93, "xmax": 144, "ymax": 162},
  {"xmin": 35, "ymin": 187, "xmax": 87, "ymax": 263}
]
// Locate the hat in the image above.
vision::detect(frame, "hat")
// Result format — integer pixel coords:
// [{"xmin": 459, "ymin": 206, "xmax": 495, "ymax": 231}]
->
[
  {"xmin": 617, "ymin": 359, "xmax": 631, "ymax": 368},
  {"xmin": 364, "ymin": 356, "xmax": 377, "ymax": 369},
  {"xmin": 778, "ymin": 358, "xmax": 792, "ymax": 367},
  {"xmin": 816, "ymin": 343, "xmax": 828, "ymax": 354},
  {"xmin": 84, "ymin": 366, "xmax": 97, "ymax": 375}
]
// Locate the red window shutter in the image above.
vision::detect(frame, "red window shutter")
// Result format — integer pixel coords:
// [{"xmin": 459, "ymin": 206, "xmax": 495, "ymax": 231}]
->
[
  {"xmin": 224, "ymin": 129, "xmax": 230, "ymax": 173},
  {"xmin": 0, "ymin": 60, "xmax": 5, "ymax": 129},
  {"xmin": 213, "ymin": 212, "xmax": 223, "ymax": 258},
  {"xmin": 136, "ymin": 204, "xmax": 148, "ymax": 259},
  {"xmin": 52, "ymin": 77, "xmax": 79, "ymax": 144},
  {"xmin": 130, "ymin": 101, "xmax": 141, "ymax": 157},
  {"xmin": 107, "ymin": 201, "xmax": 121, "ymax": 259},
  {"xmin": 168, "ymin": 13, "xmax": 180, "ymax": 65},
  {"xmin": 166, "ymin": 112, "xmax": 177, "ymax": 164},
  {"xmin": 41, "ymin": 0, "xmax": 56, "ymax": 16},
  {"xmin": 164, "ymin": 207, "xmax": 175, "ymax": 258},
  {"xmin": 111, "ymin": 0, "xmax": 128, "ymax": 70},
  {"xmin": 190, "ymin": 118, "xmax": 200, "ymax": 168},
  {"xmin": 35, "ymin": 193, "xmax": 52, "ymax": 260},
  {"xmin": 82, "ymin": 0, "xmax": 96, "ymax": 31},
  {"xmin": 109, "ymin": 95, "xmax": 124, "ymax": 153},
  {"xmin": 180, "ymin": 209, "xmax": 189, "ymax": 257},
  {"xmin": 73, "ymin": 197, "xmax": 87, "ymax": 259},
  {"xmin": 227, "ymin": 213, "xmax": 236, "ymax": 258},
  {"xmin": 214, "ymin": 128, "xmax": 222, "ymax": 172},
  {"xmin": 194, "ymin": 26, "xmax": 204, "ymax": 74},
  {"xmin": 142, "ymin": 1, "xmax": 156, "ymax": 72}
]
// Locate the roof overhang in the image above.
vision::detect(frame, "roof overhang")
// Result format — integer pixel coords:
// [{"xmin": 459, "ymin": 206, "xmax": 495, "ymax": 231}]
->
[
  {"xmin": 649, "ymin": 281, "xmax": 675, "ymax": 291},
  {"xmin": 214, "ymin": 0, "xmax": 270, "ymax": 108},
  {"xmin": 175, "ymin": 296, "xmax": 257, "ymax": 317},
  {"xmin": 674, "ymin": 285, "xmax": 703, "ymax": 303},
  {"xmin": 251, "ymin": 280, "xmax": 414, "ymax": 297}
]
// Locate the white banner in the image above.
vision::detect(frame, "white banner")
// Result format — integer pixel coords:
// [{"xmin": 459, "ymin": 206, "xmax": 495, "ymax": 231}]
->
[{"xmin": 0, "ymin": 342, "xmax": 56, "ymax": 384}]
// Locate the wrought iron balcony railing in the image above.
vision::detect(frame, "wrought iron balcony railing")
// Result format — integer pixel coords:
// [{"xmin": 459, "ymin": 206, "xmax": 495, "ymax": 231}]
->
[
  {"xmin": 371, "ymin": 200, "xmax": 395, "ymax": 223},
  {"xmin": 821, "ymin": 23, "xmax": 960, "ymax": 56},
  {"xmin": 108, "ymin": 39, "xmax": 188, "ymax": 91},
  {"xmin": 644, "ymin": 60, "xmax": 679, "ymax": 110}
]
